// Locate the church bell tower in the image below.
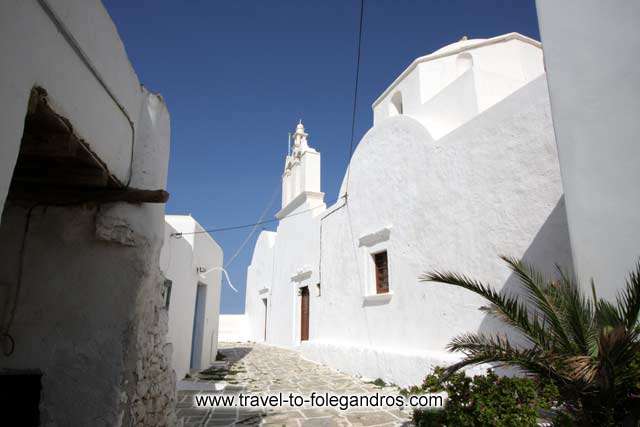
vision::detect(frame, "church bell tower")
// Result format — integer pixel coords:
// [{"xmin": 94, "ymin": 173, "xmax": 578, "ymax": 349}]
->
[{"xmin": 277, "ymin": 121, "xmax": 324, "ymax": 218}]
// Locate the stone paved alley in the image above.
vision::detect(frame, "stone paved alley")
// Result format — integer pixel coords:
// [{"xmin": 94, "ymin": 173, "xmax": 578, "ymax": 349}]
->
[{"xmin": 176, "ymin": 343, "xmax": 413, "ymax": 426}]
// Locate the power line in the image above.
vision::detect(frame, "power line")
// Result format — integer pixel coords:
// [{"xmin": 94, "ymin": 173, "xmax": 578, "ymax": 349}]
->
[
  {"xmin": 171, "ymin": 0, "xmax": 365, "ymax": 239},
  {"xmin": 344, "ymin": 0, "xmax": 365, "ymax": 197},
  {"xmin": 171, "ymin": 196, "xmax": 341, "ymax": 237},
  {"xmin": 223, "ymin": 185, "xmax": 280, "ymax": 268}
]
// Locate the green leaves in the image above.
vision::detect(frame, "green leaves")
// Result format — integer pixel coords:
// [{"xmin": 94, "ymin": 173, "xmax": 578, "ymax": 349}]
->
[
  {"xmin": 421, "ymin": 257, "xmax": 640, "ymax": 424},
  {"xmin": 410, "ymin": 367, "xmax": 559, "ymax": 427}
]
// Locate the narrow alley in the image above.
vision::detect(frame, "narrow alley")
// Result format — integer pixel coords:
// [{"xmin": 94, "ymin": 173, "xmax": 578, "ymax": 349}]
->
[{"xmin": 176, "ymin": 343, "xmax": 413, "ymax": 426}]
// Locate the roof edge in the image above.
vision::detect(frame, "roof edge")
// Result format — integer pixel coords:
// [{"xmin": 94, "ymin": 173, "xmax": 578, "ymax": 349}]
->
[{"xmin": 371, "ymin": 32, "xmax": 541, "ymax": 108}]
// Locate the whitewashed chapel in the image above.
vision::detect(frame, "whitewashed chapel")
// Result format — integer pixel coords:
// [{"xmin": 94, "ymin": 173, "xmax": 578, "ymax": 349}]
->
[{"xmin": 241, "ymin": 33, "xmax": 573, "ymax": 386}]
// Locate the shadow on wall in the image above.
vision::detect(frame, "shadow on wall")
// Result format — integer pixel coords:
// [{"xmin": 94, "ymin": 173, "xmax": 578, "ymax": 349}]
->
[{"xmin": 476, "ymin": 196, "xmax": 574, "ymax": 348}]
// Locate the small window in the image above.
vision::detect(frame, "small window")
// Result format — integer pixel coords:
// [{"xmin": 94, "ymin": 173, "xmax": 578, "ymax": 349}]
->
[
  {"xmin": 456, "ymin": 52, "xmax": 473, "ymax": 77},
  {"xmin": 373, "ymin": 251, "xmax": 389, "ymax": 294},
  {"xmin": 162, "ymin": 279, "xmax": 172, "ymax": 309}
]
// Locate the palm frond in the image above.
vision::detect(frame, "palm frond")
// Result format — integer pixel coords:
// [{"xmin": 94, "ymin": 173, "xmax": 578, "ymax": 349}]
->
[
  {"xmin": 596, "ymin": 326, "xmax": 640, "ymax": 391},
  {"xmin": 500, "ymin": 256, "xmax": 575, "ymax": 352},
  {"xmin": 444, "ymin": 333, "xmax": 566, "ymax": 383},
  {"xmin": 617, "ymin": 261, "xmax": 640, "ymax": 330},
  {"xmin": 553, "ymin": 269, "xmax": 596, "ymax": 355},
  {"xmin": 424, "ymin": 256, "xmax": 640, "ymax": 425},
  {"xmin": 421, "ymin": 270, "xmax": 551, "ymax": 349}
]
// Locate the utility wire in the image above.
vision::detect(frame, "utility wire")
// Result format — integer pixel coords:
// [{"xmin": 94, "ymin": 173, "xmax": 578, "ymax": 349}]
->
[
  {"xmin": 2, "ymin": 204, "xmax": 38, "ymax": 356},
  {"xmin": 37, "ymin": 0, "xmax": 136, "ymax": 188},
  {"xmin": 172, "ymin": 196, "xmax": 341, "ymax": 237},
  {"xmin": 344, "ymin": 0, "xmax": 365, "ymax": 197},
  {"xmin": 171, "ymin": 0, "xmax": 365, "ymax": 238},
  {"xmin": 223, "ymin": 185, "xmax": 280, "ymax": 268}
]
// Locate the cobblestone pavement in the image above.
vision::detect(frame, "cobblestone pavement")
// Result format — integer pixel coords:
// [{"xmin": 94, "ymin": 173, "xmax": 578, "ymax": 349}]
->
[{"xmin": 176, "ymin": 343, "xmax": 413, "ymax": 427}]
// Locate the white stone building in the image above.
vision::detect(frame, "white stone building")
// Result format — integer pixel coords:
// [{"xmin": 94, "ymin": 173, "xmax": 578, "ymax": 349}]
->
[
  {"xmin": 242, "ymin": 33, "xmax": 573, "ymax": 386},
  {"xmin": 160, "ymin": 215, "xmax": 223, "ymax": 381},
  {"xmin": 0, "ymin": 1, "xmax": 178, "ymax": 425}
]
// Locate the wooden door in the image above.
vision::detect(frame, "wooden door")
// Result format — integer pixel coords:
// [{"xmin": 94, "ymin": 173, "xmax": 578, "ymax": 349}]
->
[
  {"xmin": 300, "ymin": 286, "xmax": 309, "ymax": 341},
  {"xmin": 262, "ymin": 299, "xmax": 268, "ymax": 341}
]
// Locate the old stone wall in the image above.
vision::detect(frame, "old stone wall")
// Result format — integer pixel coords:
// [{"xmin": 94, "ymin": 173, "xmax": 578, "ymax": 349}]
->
[
  {"xmin": 125, "ymin": 262, "xmax": 178, "ymax": 427},
  {"xmin": 0, "ymin": 202, "xmax": 178, "ymax": 426}
]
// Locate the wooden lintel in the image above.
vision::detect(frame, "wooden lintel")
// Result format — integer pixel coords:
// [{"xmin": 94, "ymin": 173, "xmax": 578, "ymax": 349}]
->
[{"xmin": 8, "ymin": 184, "xmax": 170, "ymax": 205}]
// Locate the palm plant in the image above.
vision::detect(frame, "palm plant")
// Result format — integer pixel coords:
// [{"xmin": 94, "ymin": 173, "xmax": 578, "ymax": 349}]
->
[{"xmin": 421, "ymin": 256, "xmax": 640, "ymax": 425}]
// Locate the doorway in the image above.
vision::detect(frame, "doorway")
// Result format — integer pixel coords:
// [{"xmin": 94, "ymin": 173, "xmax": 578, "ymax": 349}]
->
[
  {"xmin": 190, "ymin": 283, "xmax": 207, "ymax": 370},
  {"xmin": 300, "ymin": 286, "xmax": 309, "ymax": 341},
  {"xmin": 262, "ymin": 298, "xmax": 268, "ymax": 341}
]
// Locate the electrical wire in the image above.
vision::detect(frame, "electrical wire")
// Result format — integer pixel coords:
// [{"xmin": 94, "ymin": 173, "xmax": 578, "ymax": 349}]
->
[
  {"xmin": 171, "ymin": 0, "xmax": 364, "ymax": 238},
  {"xmin": 200, "ymin": 267, "xmax": 238, "ymax": 293},
  {"xmin": 1, "ymin": 204, "xmax": 38, "ymax": 356},
  {"xmin": 223, "ymin": 185, "xmax": 280, "ymax": 269},
  {"xmin": 318, "ymin": 0, "xmax": 365, "ymax": 285},
  {"xmin": 171, "ymin": 196, "xmax": 340, "ymax": 237},
  {"xmin": 344, "ymin": 0, "xmax": 365, "ymax": 197},
  {"xmin": 37, "ymin": 0, "xmax": 136, "ymax": 188}
]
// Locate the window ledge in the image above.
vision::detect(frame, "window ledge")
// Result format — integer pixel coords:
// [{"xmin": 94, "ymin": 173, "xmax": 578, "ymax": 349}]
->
[{"xmin": 363, "ymin": 291, "xmax": 393, "ymax": 304}]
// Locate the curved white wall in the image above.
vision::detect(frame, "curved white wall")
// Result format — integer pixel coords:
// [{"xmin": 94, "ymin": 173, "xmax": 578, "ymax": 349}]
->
[
  {"xmin": 305, "ymin": 76, "xmax": 571, "ymax": 386},
  {"xmin": 245, "ymin": 36, "xmax": 571, "ymax": 387}
]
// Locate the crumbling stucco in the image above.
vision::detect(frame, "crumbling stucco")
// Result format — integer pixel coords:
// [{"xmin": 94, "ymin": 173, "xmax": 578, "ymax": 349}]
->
[{"xmin": 0, "ymin": 203, "xmax": 179, "ymax": 426}]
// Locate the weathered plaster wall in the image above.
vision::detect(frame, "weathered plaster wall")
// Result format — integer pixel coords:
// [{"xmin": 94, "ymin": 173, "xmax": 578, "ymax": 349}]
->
[
  {"xmin": 160, "ymin": 215, "xmax": 223, "ymax": 380},
  {"xmin": 0, "ymin": 1, "xmax": 178, "ymax": 424},
  {"xmin": 536, "ymin": 0, "xmax": 640, "ymax": 300},
  {"xmin": 0, "ymin": 201, "xmax": 177, "ymax": 426},
  {"xmin": 0, "ymin": 0, "xmax": 144, "ymax": 210}
]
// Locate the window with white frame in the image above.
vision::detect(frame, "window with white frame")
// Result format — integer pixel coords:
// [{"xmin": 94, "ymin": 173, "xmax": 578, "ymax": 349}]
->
[{"xmin": 358, "ymin": 226, "xmax": 392, "ymax": 299}]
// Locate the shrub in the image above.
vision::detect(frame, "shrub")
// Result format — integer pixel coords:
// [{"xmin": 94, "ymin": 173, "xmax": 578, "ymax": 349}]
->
[
  {"xmin": 406, "ymin": 367, "xmax": 560, "ymax": 427},
  {"xmin": 421, "ymin": 256, "xmax": 640, "ymax": 425}
]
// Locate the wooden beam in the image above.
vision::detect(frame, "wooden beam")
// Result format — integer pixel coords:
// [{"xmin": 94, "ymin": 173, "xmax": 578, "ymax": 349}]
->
[{"xmin": 8, "ymin": 184, "xmax": 170, "ymax": 205}]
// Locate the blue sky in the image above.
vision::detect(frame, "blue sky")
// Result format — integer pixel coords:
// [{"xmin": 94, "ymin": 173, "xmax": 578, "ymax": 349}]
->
[{"xmin": 102, "ymin": 0, "xmax": 540, "ymax": 314}]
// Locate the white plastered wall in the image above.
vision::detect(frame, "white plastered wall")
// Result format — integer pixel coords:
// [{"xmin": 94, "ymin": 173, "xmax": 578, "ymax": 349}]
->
[
  {"xmin": 268, "ymin": 199, "xmax": 325, "ymax": 348},
  {"xmin": 161, "ymin": 215, "xmax": 223, "ymax": 380},
  {"xmin": 244, "ymin": 34, "xmax": 571, "ymax": 387},
  {"xmin": 536, "ymin": 0, "xmax": 640, "ymax": 300},
  {"xmin": 0, "ymin": 0, "xmax": 144, "ymax": 211},
  {"xmin": 303, "ymin": 76, "xmax": 571, "ymax": 387},
  {"xmin": 244, "ymin": 231, "xmax": 277, "ymax": 342},
  {"xmin": 372, "ymin": 34, "xmax": 544, "ymax": 140}
]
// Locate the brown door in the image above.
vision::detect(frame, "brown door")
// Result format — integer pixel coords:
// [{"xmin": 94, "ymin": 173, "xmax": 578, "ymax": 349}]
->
[
  {"xmin": 300, "ymin": 286, "xmax": 309, "ymax": 341},
  {"xmin": 262, "ymin": 299, "xmax": 268, "ymax": 341}
]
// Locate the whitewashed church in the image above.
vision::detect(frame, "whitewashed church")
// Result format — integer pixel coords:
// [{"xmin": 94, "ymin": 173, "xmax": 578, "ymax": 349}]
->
[{"xmin": 238, "ymin": 33, "xmax": 573, "ymax": 386}]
